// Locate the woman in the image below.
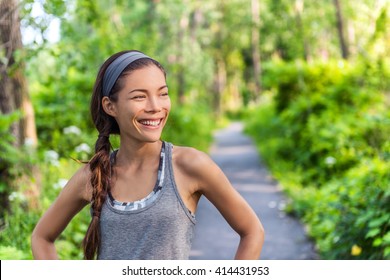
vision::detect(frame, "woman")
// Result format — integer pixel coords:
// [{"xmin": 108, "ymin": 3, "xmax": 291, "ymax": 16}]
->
[{"xmin": 31, "ymin": 50, "xmax": 264, "ymax": 260}]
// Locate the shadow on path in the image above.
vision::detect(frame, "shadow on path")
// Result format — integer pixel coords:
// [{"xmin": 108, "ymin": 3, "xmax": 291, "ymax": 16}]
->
[{"xmin": 189, "ymin": 122, "xmax": 318, "ymax": 260}]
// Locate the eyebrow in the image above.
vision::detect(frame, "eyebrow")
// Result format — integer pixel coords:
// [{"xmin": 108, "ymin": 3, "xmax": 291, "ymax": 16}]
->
[{"xmin": 128, "ymin": 85, "xmax": 168, "ymax": 94}]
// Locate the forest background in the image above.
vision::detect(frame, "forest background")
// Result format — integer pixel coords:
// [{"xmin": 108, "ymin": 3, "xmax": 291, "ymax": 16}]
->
[{"xmin": 0, "ymin": 0, "xmax": 389, "ymax": 260}]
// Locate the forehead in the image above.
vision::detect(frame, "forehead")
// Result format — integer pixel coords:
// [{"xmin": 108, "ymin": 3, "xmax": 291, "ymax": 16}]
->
[{"xmin": 122, "ymin": 65, "xmax": 166, "ymax": 89}]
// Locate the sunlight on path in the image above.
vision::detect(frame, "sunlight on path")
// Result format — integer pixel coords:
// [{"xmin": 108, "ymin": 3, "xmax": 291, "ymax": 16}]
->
[{"xmin": 189, "ymin": 122, "xmax": 318, "ymax": 260}]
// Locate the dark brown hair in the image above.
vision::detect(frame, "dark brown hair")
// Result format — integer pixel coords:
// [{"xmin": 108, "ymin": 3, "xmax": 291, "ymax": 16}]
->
[{"xmin": 83, "ymin": 50, "xmax": 166, "ymax": 259}]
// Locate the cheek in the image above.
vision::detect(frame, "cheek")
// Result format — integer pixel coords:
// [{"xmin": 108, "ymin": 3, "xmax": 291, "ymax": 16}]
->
[
  {"xmin": 164, "ymin": 99, "xmax": 171, "ymax": 112},
  {"xmin": 119, "ymin": 102, "xmax": 140, "ymax": 115},
  {"xmin": 116, "ymin": 104, "xmax": 140, "ymax": 125}
]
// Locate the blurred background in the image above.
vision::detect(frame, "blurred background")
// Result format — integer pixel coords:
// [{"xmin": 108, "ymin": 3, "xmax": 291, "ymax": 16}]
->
[{"xmin": 0, "ymin": 0, "xmax": 389, "ymax": 259}]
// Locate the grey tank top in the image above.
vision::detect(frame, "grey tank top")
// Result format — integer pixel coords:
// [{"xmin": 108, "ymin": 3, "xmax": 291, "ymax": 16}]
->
[{"xmin": 97, "ymin": 142, "xmax": 196, "ymax": 260}]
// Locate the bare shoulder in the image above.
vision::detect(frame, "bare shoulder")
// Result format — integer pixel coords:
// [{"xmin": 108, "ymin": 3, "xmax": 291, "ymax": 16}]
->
[
  {"xmin": 171, "ymin": 145, "xmax": 215, "ymax": 176},
  {"xmin": 63, "ymin": 163, "xmax": 92, "ymax": 203},
  {"xmin": 171, "ymin": 145, "xmax": 224, "ymax": 195}
]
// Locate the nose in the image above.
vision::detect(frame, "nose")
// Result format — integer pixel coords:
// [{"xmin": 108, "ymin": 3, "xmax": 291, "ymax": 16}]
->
[{"xmin": 145, "ymin": 96, "xmax": 162, "ymax": 113}]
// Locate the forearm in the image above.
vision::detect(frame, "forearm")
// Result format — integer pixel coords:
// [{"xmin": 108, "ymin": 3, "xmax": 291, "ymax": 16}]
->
[{"xmin": 234, "ymin": 228, "xmax": 265, "ymax": 260}]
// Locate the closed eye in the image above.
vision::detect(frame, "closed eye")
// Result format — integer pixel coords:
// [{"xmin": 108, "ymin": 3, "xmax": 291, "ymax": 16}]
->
[{"xmin": 131, "ymin": 95, "xmax": 146, "ymax": 100}]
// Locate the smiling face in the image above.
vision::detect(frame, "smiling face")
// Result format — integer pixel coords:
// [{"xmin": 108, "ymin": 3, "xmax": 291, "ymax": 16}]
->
[{"xmin": 102, "ymin": 64, "xmax": 171, "ymax": 144}]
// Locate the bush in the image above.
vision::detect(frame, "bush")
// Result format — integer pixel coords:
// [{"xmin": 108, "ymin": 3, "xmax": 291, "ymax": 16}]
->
[
  {"xmin": 245, "ymin": 58, "xmax": 390, "ymax": 259},
  {"xmin": 162, "ymin": 103, "xmax": 214, "ymax": 152},
  {"xmin": 301, "ymin": 159, "xmax": 390, "ymax": 259},
  {"xmin": 0, "ymin": 158, "xmax": 84, "ymax": 259}
]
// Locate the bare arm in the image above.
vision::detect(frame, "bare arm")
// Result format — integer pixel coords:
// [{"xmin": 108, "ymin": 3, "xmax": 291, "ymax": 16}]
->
[
  {"xmin": 31, "ymin": 165, "xmax": 91, "ymax": 259},
  {"xmin": 186, "ymin": 149, "xmax": 265, "ymax": 259}
]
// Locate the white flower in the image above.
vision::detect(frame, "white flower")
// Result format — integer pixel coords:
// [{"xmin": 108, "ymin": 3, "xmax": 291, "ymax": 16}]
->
[
  {"xmin": 325, "ymin": 156, "xmax": 336, "ymax": 166},
  {"xmin": 8, "ymin": 192, "xmax": 26, "ymax": 202},
  {"xmin": 54, "ymin": 179, "xmax": 68, "ymax": 189},
  {"xmin": 63, "ymin": 125, "xmax": 81, "ymax": 135},
  {"xmin": 44, "ymin": 150, "xmax": 59, "ymax": 166},
  {"xmin": 45, "ymin": 150, "xmax": 59, "ymax": 161},
  {"xmin": 24, "ymin": 138, "xmax": 35, "ymax": 147},
  {"xmin": 75, "ymin": 143, "xmax": 91, "ymax": 154}
]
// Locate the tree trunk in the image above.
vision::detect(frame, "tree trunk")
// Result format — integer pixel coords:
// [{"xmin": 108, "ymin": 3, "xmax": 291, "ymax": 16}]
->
[
  {"xmin": 333, "ymin": 0, "xmax": 349, "ymax": 59},
  {"xmin": 212, "ymin": 59, "xmax": 226, "ymax": 117},
  {"xmin": 0, "ymin": 0, "xmax": 38, "ymax": 146},
  {"xmin": 295, "ymin": 0, "xmax": 310, "ymax": 61},
  {"xmin": 176, "ymin": 4, "xmax": 189, "ymax": 105},
  {"xmin": 189, "ymin": 6, "xmax": 203, "ymax": 45},
  {"xmin": 0, "ymin": 0, "xmax": 39, "ymax": 212},
  {"xmin": 251, "ymin": 0, "xmax": 261, "ymax": 102}
]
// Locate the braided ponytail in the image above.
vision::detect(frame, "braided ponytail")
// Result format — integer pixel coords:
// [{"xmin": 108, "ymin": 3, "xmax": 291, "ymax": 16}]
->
[
  {"xmin": 82, "ymin": 51, "xmax": 124, "ymax": 260},
  {"xmin": 83, "ymin": 133, "xmax": 111, "ymax": 259}
]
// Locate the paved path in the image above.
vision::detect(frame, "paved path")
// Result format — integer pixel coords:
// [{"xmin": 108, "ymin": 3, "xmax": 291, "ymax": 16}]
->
[{"xmin": 189, "ymin": 122, "xmax": 318, "ymax": 260}]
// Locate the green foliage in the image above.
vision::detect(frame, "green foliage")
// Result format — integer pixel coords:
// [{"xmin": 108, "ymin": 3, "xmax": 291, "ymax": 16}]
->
[
  {"xmin": 163, "ymin": 103, "xmax": 214, "ymax": 152},
  {"xmin": 245, "ymin": 59, "xmax": 390, "ymax": 259},
  {"xmin": 56, "ymin": 206, "xmax": 90, "ymax": 260},
  {"xmin": 0, "ymin": 112, "xmax": 38, "ymax": 221},
  {"xmin": 0, "ymin": 246, "xmax": 29, "ymax": 260},
  {"xmin": 0, "ymin": 158, "xmax": 87, "ymax": 260},
  {"xmin": 2, "ymin": 0, "xmax": 388, "ymax": 260},
  {"xmin": 0, "ymin": 112, "xmax": 22, "ymax": 176},
  {"xmin": 28, "ymin": 48, "xmax": 95, "ymax": 157},
  {"xmin": 296, "ymin": 159, "xmax": 390, "ymax": 259},
  {"xmin": 0, "ymin": 205, "xmax": 38, "ymax": 260},
  {"xmin": 258, "ymin": 59, "xmax": 388, "ymax": 185}
]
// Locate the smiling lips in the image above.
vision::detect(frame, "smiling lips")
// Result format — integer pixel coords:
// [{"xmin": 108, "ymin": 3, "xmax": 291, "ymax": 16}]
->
[{"xmin": 138, "ymin": 118, "xmax": 163, "ymax": 128}]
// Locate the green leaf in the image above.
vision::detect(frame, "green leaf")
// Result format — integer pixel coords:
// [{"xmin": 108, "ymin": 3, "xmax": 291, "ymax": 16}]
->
[
  {"xmin": 384, "ymin": 246, "xmax": 390, "ymax": 258},
  {"xmin": 368, "ymin": 215, "xmax": 390, "ymax": 228},
  {"xmin": 366, "ymin": 228, "xmax": 380, "ymax": 238},
  {"xmin": 382, "ymin": 232, "xmax": 390, "ymax": 245},
  {"xmin": 373, "ymin": 237, "xmax": 383, "ymax": 247},
  {"xmin": 0, "ymin": 246, "xmax": 28, "ymax": 260}
]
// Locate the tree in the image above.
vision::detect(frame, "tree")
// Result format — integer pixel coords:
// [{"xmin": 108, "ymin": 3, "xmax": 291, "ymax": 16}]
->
[
  {"xmin": 176, "ymin": 1, "xmax": 190, "ymax": 105},
  {"xmin": 294, "ymin": 0, "xmax": 309, "ymax": 61},
  {"xmin": 251, "ymin": 0, "xmax": 262, "ymax": 101},
  {"xmin": 333, "ymin": 0, "xmax": 349, "ymax": 59},
  {"xmin": 0, "ymin": 0, "xmax": 39, "ymax": 214}
]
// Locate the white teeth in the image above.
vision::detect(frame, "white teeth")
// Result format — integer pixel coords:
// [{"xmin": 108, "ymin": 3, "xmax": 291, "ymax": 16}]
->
[{"xmin": 139, "ymin": 119, "xmax": 161, "ymax": 126}]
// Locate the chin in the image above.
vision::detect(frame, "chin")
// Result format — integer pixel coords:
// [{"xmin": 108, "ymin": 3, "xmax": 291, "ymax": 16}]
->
[{"xmin": 139, "ymin": 133, "xmax": 163, "ymax": 143}]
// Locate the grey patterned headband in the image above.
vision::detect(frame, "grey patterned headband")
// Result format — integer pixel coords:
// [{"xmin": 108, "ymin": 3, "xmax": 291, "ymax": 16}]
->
[{"xmin": 102, "ymin": 51, "xmax": 150, "ymax": 97}]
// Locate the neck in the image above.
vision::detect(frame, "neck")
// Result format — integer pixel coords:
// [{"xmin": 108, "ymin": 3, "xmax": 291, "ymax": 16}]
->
[{"xmin": 115, "ymin": 139, "xmax": 162, "ymax": 167}]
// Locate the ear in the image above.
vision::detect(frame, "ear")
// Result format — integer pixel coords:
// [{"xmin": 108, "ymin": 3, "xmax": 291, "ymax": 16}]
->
[{"xmin": 102, "ymin": 96, "xmax": 117, "ymax": 117}]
